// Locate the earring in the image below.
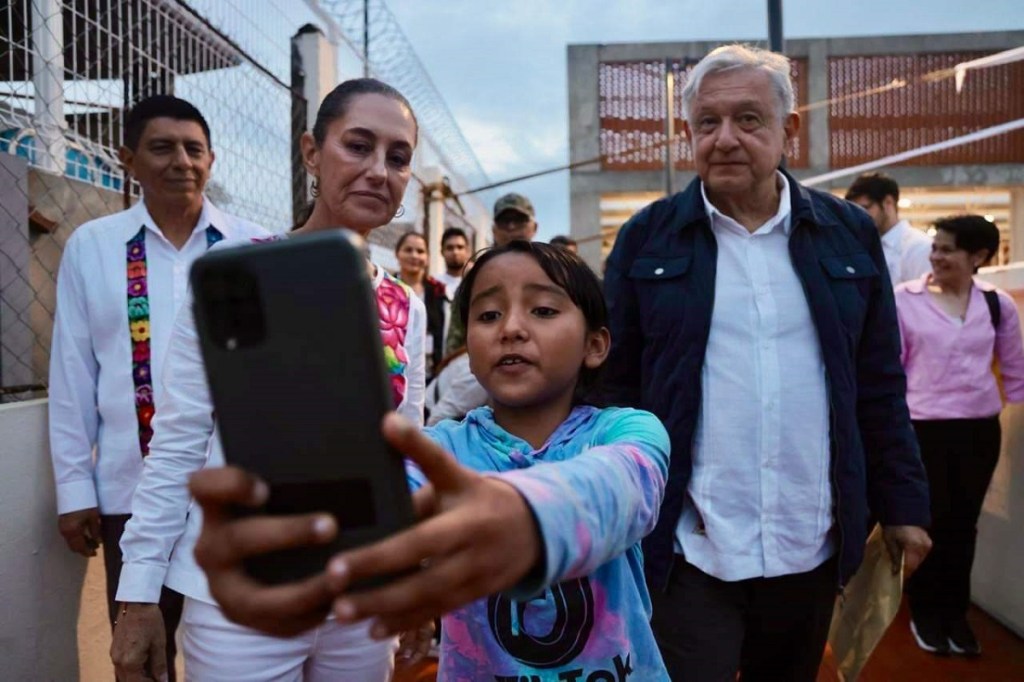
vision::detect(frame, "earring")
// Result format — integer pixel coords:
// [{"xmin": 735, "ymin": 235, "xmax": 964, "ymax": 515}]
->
[
  {"xmin": 310, "ymin": 177, "xmax": 320, "ymax": 198},
  {"xmin": 394, "ymin": 204, "xmax": 406, "ymax": 219}
]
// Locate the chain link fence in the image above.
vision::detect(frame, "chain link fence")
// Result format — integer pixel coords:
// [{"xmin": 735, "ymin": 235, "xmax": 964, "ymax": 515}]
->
[{"xmin": 0, "ymin": 0, "xmax": 307, "ymax": 403}]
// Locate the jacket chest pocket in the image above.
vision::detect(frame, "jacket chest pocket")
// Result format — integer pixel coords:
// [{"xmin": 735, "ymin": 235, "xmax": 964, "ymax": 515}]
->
[
  {"xmin": 628, "ymin": 255, "xmax": 692, "ymax": 338},
  {"xmin": 820, "ymin": 253, "xmax": 878, "ymax": 342}
]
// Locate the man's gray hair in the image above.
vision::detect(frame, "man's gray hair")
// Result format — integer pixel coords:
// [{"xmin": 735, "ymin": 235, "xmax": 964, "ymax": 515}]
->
[{"xmin": 681, "ymin": 44, "xmax": 795, "ymax": 122}]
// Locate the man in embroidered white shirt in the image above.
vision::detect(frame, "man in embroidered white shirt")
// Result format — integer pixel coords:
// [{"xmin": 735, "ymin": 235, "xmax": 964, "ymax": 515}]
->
[
  {"xmin": 846, "ymin": 172, "xmax": 933, "ymax": 285},
  {"xmin": 48, "ymin": 95, "xmax": 268, "ymax": 680}
]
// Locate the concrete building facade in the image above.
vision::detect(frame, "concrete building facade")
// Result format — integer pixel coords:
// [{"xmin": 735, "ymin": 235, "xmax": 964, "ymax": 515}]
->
[{"xmin": 568, "ymin": 31, "xmax": 1024, "ymax": 269}]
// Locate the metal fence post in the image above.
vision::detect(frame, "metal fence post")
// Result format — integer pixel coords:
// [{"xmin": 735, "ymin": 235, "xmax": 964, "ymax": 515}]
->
[{"xmin": 31, "ymin": 0, "xmax": 66, "ymax": 175}]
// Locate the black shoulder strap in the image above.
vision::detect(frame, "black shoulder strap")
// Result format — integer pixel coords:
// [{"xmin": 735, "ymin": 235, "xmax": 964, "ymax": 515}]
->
[{"xmin": 983, "ymin": 289, "xmax": 1001, "ymax": 331}]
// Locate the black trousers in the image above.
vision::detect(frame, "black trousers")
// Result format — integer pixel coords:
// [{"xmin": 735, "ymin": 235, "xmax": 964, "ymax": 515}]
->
[
  {"xmin": 651, "ymin": 556, "xmax": 837, "ymax": 682},
  {"xmin": 906, "ymin": 417, "xmax": 1001, "ymax": 620},
  {"xmin": 101, "ymin": 514, "xmax": 184, "ymax": 682}
]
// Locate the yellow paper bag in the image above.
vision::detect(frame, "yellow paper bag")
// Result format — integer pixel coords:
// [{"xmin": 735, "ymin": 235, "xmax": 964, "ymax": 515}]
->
[{"xmin": 827, "ymin": 524, "xmax": 903, "ymax": 681}]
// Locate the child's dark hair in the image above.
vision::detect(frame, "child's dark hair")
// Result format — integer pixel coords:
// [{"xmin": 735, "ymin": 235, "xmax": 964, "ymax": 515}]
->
[
  {"xmin": 934, "ymin": 214, "xmax": 1001, "ymax": 271},
  {"xmin": 456, "ymin": 241, "xmax": 608, "ymax": 403},
  {"xmin": 124, "ymin": 95, "xmax": 211, "ymax": 151}
]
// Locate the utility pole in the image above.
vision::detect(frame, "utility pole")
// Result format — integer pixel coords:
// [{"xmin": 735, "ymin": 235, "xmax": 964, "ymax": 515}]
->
[
  {"xmin": 663, "ymin": 58, "xmax": 676, "ymax": 196},
  {"xmin": 767, "ymin": 0, "xmax": 786, "ymax": 169},
  {"xmin": 767, "ymin": 0, "xmax": 784, "ymax": 53},
  {"xmin": 363, "ymin": 0, "xmax": 370, "ymax": 76}
]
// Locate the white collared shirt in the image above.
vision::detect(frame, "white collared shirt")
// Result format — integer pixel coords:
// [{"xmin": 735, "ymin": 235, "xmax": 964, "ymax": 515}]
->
[
  {"xmin": 436, "ymin": 272, "xmax": 463, "ymax": 300},
  {"xmin": 116, "ymin": 239, "xmax": 426, "ymax": 604},
  {"xmin": 881, "ymin": 219, "xmax": 932, "ymax": 285},
  {"xmin": 48, "ymin": 199, "xmax": 270, "ymax": 514},
  {"xmin": 675, "ymin": 173, "xmax": 835, "ymax": 581}
]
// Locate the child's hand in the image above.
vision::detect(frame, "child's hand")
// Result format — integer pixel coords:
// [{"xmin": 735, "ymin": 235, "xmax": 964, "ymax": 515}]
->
[
  {"xmin": 188, "ymin": 466, "xmax": 338, "ymax": 636},
  {"xmin": 327, "ymin": 412, "xmax": 542, "ymax": 639}
]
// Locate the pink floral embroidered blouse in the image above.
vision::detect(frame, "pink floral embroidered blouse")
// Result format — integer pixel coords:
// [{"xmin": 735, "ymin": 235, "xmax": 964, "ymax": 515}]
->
[{"xmin": 895, "ymin": 274, "xmax": 1024, "ymax": 420}]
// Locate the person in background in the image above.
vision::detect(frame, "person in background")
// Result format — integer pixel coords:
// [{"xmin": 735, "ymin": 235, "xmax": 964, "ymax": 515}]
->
[
  {"xmin": 550, "ymin": 234, "xmax": 578, "ymax": 253},
  {"xmin": 602, "ymin": 44, "xmax": 931, "ymax": 681},
  {"xmin": 423, "ymin": 346, "xmax": 488, "ymax": 426},
  {"xmin": 110, "ymin": 78, "xmax": 426, "ymax": 681},
  {"xmin": 47, "ymin": 94, "xmax": 269, "ymax": 681},
  {"xmin": 437, "ymin": 227, "xmax": 470, "ymax": 299},
  {"xmin": 895, "ymin": 214, "xmax": 1024, "ymax": 657},
  {"xmin": 395, "ymin": 231, "xmax": 448, "ymax": 379},
  {"xmin": 445, "ymin": 192, "xmax": 539, "ymax": 355},
  {"xmin": 846, "ymin": 172, "xmax": 932, "ymax": 285}
]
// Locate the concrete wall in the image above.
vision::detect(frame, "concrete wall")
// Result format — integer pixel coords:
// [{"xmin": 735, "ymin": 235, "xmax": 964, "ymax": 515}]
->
[
  {"xmin": 0, "ymin": 398, "xmax": 179, "ymax": 680},
  {"xmin": 973, "ymin": 265, "xmax": 1024, "ymax": 637},
  {"xmin": 27, "ymin": 170, "xmax": 128, "ymax": 385},
  {"xmin": 0, "ymin": 154, "xmax": 34, "ymax": 391},
  {"xmin": 0, "ymin": 399, "xmax": 84, "ymax": 680},
  {"xmin": 568, "ymin": 30, "xmax": 1024, "ymax": 271}
]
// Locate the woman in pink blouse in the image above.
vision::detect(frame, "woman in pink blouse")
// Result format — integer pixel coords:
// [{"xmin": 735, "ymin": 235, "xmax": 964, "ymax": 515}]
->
[{"xmin": 895, "ymin": 214, "xmax": 1024, "ymax": 658}]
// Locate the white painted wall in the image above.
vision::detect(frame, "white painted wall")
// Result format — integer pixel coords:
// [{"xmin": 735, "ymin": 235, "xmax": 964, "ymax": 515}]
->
[{"xmin": 0, "ymin": 399, "xmax": 84, "ymax": 679}]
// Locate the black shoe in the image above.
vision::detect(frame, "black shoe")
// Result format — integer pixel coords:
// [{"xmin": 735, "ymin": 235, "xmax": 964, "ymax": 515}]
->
[
  {"xmin": 947, "ymin": 618, "xmax": 981, "ymax": 657},
  {"xmin": 911, "ymin": 612, "xmax": 951, "ymax": 655}
]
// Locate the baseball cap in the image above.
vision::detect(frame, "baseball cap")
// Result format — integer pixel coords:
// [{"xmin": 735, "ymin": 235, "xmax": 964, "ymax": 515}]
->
[{"xmin": 493, "ymin": 192, "xmax": 535, "ymax": 221}]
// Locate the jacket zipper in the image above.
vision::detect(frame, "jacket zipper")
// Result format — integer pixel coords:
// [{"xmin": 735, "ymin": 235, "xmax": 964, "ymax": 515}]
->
[
  {"xmin": 790, "ymin": 221, "xmax": 845, "ymax": 597},
  {"xmin": 826, "ymin": 374, "xmax": 847, "ymax": 601}
]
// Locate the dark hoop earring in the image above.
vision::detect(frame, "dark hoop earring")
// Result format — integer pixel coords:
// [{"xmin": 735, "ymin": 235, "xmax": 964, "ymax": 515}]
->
[
  {"xmin": 394, "ymin": 204, "xmax": 406, "ymax": 219},
  {"xmin": 310, "ymin": 177, "xmax": 320, "ymax": 198}
]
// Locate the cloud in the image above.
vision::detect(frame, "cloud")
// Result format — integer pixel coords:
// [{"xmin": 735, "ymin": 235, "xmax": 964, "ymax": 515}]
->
[
  {"xmin": 454, "ymin": 116, "xmax": 523, "ymax": 176},
  {"xmin": 456, "ymin": 113, "xmax": 566, "ymax": 179}
]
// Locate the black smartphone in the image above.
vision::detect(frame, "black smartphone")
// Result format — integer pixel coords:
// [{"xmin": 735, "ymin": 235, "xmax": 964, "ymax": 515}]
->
[{"xmin": 190, "ymin": 229, "xmax": 415, "ymax": 585}]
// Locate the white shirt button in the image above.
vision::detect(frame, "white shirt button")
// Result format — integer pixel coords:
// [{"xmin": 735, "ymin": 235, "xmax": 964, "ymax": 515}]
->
[
  {"xmin": 845, "ymin": 266, "xmax": 856, "ymax": 274},
  {"xmin": 654, "ymin": 267, "xmax": 665, "ymax": 275}
]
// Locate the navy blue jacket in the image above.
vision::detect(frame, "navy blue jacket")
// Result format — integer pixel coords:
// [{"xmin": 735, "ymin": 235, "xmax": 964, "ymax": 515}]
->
[{"xmin": 603, "ymin": 170, "xmax": 931, "ymax": 590}]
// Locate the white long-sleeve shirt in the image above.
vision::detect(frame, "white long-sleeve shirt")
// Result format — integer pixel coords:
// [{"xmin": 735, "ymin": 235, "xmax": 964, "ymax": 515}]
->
[
  {"xmin": 881, "ymin": 219, "xmax": 932, "ymax": 285},
  {"xmin": 48, "ymin": 199, "xmax": 269, "ymax": 515},
  {"xmin": 117, "ymin": 242, "xmax": 426, "ymax": 604},
  {"xmin": 424, "ymin": 352, "xmax": 488, "ymax": 426},
  {"xmin": 675, "ymin": 174, "xmax": 835, "ymax": 581}
]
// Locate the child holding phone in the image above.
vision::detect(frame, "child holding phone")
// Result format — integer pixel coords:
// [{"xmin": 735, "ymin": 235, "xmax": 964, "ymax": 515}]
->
[{"xmin": 191, "ymin": 241, "xmax": 671, "ymax": 679}]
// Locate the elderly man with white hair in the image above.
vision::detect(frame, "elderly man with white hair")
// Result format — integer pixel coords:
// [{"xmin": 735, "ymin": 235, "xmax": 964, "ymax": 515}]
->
[{"xmin": 602, "ymin": 44, "xmax": 933, "ymax": 681}]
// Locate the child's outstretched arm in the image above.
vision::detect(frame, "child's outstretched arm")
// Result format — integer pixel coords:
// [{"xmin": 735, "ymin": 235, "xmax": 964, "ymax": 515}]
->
[
  {"xmin": 189, "ymin": 413, "xmax": 543, "ymax": 638},
  {"xmin": 495, "ymin": 408, "xmax": 669, "ymax": 594},
  {"xmin": 190, "ymin": 411, "xmax": 667, "ymax": 640},
  {"xmin": 329, "ymin": 410, "xmax": 668, "ymax": 635}
]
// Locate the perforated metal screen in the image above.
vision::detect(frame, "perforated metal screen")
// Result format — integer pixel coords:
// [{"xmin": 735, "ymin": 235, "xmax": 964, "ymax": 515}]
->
[
  {"xmin": 598, "ymin": 58, "xmax": 809, "ymax": 171},
  {"xmin": 828, "ymin": 52, "xmax": 1024, "ymax": 167}
]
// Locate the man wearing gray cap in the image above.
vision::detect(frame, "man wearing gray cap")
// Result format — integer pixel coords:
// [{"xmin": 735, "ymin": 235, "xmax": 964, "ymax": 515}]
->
[
  {"xmin": 445, "ymin": 192, "xmax": 539, "ymax": 354},
  {"xmin": 491, "ymin": 191, "xmax": 539, "ymax": 245}
]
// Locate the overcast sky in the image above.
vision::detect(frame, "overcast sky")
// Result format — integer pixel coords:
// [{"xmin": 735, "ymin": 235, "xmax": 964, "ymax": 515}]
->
[{"xmin": 385, "ymin": 0, "xmax": 1024, "ymax": 241}]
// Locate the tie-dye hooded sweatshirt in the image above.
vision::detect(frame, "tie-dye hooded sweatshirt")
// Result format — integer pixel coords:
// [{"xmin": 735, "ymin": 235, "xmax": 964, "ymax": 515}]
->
[{"xmin": 411, "ymin": 405, "xmax": 671, "ymax": 681}]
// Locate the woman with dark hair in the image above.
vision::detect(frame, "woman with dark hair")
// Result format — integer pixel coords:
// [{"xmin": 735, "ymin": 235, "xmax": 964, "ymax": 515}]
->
[
  {"xmin": 112, "ymin": 78, "xmax": 425, "ymax": 680},
  {"xmin": 895, "ymin": 214, "xmax": 1024, "ymax": 657},
  {"xmin": 395, "ymin": 231, "xmax": 448, "ymax": 379}
]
